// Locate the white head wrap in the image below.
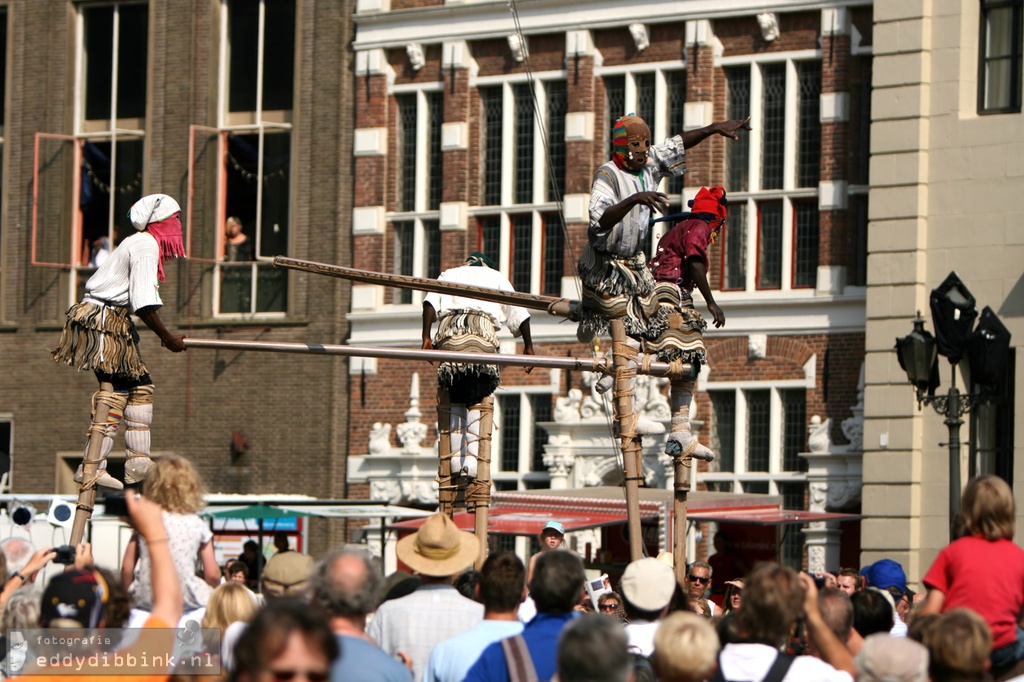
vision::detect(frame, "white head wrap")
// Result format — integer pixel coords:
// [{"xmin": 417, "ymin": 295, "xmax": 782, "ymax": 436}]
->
[{"xmin": 128, "ymin": 194, "xmax": 182, "ymax": 231}]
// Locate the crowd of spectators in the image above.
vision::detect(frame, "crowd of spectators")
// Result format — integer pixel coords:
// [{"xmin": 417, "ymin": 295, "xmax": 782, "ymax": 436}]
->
[{"xmin": 0, "ymin": 472, "xmax": 1020, "ymax": 682}]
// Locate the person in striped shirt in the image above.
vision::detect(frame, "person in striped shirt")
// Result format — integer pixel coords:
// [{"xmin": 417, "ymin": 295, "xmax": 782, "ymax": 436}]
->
[{"xmin": 52, "ymin": 193, "xmax": 187, "ymax": 491}]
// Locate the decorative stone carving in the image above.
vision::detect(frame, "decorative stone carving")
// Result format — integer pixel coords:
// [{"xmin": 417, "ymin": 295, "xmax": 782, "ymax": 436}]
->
[
  {"xmin": 748, "ymin": 334, "xmax": 768, "ymax": 359},
  {"xmin": 369, "ymin": 423, "xmax": 392, "ymax": 455},
  {"xmin": 370, "ymin": 479, "xmax": 402, "ymax": 504},
  {"xmin": 757, "ymin": 13, "xmax": 780, "ymax": 42},
  {"xmin": 397, "ymin": 373, "xmax": 428, "ymax": 453},
  {"xmin": 629, "ymin": 24, "xmax": 649, "ymax": 52},
  {"xmin": 402, "ymin": 480, "xmax": 438, "ymax": 505},
  {"xmin": 406, "ymin": 43, "xmax": 425, "ymax": 71},
  {"xmin": 840, "ymin": 363, "xmax": 865, "ymax": 451},
  {"xmin": 554, "ymin": 389, "xmax": 583, "ymax": 423},
  {"xmin": 507, "ymin": 34, "xmax": 528, "ymax": 62},
  {"xmin": 808, "ymin": 416, "xmax": 832, "ymax": 454}
]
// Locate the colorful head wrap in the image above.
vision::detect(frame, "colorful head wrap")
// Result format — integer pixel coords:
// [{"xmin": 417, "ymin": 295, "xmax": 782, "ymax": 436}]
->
[
  {"xmin": 128, "ymin": 193, "xmax": 185, "ymax": 282},
  {"xmin": 688, "ymin": 186, "xmax": 728, "ymax": 220},
  {"xmin": 611, "ymin": 115, "xmax": 651, "ymax": 171},
  {"xmin": 465, "ymin": 252, "xmax": 497, "ymax": 269}
]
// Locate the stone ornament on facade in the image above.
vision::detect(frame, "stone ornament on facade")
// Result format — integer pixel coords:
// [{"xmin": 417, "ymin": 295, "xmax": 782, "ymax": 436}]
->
[
  {"xmin": 808, "ymin": 416, "xmax": 832, "ymax": 453},
  {"xmin": 748, "ymin": 333, "xmax": 768, "ymax": 360},
  {"xmin": 406, "ymin": 42, "xmax": 425, "ymax": 71},
  {"xmin": 507, "ymin": 34, "xmax": 528, "ymax": 62},
  {"xmin": 369, "ymin": 422, "xmax": 392, "ymax": 455},
  {"xmin": 396, "ymin": 372, "xmax": 428, "ymax": 453},
  {"xmin": 628, "ymin": 23, "xmax": 649, "ymax": 52},
  {"xmin": 840, "ymin": 363, "xmax": 865, "ymax": 452},
  {"xmin": 757, "ymin": 13, "xmax": 780, "ymax": 42}
]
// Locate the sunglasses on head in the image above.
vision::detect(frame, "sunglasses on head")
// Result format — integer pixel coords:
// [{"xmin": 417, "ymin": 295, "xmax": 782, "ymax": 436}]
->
[{"xmin": 688, "ymin": 574, "xmax": 711, "ymax": 584}]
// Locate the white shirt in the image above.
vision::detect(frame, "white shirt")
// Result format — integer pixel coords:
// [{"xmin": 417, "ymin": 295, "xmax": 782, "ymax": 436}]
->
[
  {"xmin": 718, "ymin": 643, "xmax": 853, "ymax": 682},
  {"xmin": 424, "ymin": 265, "xmax": 530, "ymax": 336},
  {"xmin": 625, "ymin": 620, "xmax": 660, "ymax": 656},
  {"xmin": 84, "ymin": 231, "xmax": 163, "ymax": 311}
]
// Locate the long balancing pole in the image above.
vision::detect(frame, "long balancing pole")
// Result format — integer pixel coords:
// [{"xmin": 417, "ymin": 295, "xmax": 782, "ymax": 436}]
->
[{"xmin": 609, "ymin": 320, "xmax": 645, "ymax": 562}]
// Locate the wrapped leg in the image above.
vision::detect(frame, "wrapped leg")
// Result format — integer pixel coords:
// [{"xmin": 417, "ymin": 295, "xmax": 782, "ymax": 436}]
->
[
  {"xmin": 75, "ymin": 389, "xmax": 127, "ymax": 491},
  {"xmin": 666, "ymin": 379, "xmax": 715, "ymax": 461},
  {"xmin": 124, "ymin": 383, "xmax": 155, "ymax": 484},
  {"xmin": 458, "ymin": 407, "xmax": 480, "ymax": 478}
]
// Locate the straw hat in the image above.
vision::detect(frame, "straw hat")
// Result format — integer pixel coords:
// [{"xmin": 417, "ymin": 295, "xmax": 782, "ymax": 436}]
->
[{"xmin": 396, "ymin": 513, "xmax": 480, "ymax": 577}]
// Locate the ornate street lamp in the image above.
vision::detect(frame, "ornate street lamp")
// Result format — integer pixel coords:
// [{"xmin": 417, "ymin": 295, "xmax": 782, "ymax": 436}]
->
[{"xmin": 894, "ymin": 272, "xmax": 1007, "ymax": 539}]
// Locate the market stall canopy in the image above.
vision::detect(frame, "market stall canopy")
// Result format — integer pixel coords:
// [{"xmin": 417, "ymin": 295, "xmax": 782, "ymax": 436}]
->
[
  {"xmin": 686, "ymin": 508, "xmax": 862, "ymax": 526},
  {"xmin": 390, "ymin": 505, "xmax": 660, "ymax": 536}
]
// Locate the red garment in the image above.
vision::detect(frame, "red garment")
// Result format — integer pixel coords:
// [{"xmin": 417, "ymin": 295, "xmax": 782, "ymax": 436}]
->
[
  {"xmin": 649, "ymin": 218, "xmax": 711, "ymax": 292},
  {"xmin": 145, "ymin": 216, "xmax": 185, "ymax": 282},
  {"xmin": 922, "ymin": 535, "xmax": 1024, "ymax": 649}
]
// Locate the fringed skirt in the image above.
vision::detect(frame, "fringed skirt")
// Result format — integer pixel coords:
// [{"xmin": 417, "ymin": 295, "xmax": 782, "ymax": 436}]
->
[
  {"xmin": 435, "ymin": 310, "xmax": 500, "ymax": 405},
  {"xmin": 644, "ymin": 284, "xmax": 707, "ymax": 368},
  {"xmin": 575, "ymin": 243, "xmax": 661, "ymax": 339},
  {"xmin": 51, "ymin": 300, "xmax": 149, "ymax": 380}
]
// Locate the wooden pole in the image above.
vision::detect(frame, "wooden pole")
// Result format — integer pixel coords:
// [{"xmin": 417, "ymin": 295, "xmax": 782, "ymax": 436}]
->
[
  {"xmin": 71, "ymin": 382, "xmax": 115, "ymax": 545},
  {"xmin": 610, "ymin": 320, "xmax": 644, "ymax": 562},
  {"xmin": 472, "ymin": 396, "xmax": 495, "ymax": 570},
  {"xmin": 182, "ymin": 338, "xmax": 691, "ymax": 379},
  {"xmin": 673, "ymin": 458, "xmax": 690, "ymax": 588},
  {"xmin": 275, "ymin": 256, "xmax": 576, "ymax": 317},
  {"xmin": 436, "ymin": 387, "xmax": 456, "ymax": 517}
]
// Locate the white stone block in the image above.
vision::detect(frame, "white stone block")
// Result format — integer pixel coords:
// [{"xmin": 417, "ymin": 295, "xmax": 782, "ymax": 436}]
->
[
  {"xmin": 356, "ymin": 0, "xmax": 389, "ymax": 13},
  {"xmin": 683, "ymin": 102, "xmax": 713, "ymax": 129},
  {"xmin": 353, "ymin": 206, "xmax": 386, "ymax": 235},
  {"xmin": 441, "ymin": 122, "xmax": 468, "ymax": 150},
  {"xmin": 355, "ymin": 49, "xmax": 389, "ymax": 76},
  {"xmin": 562, "ymin": 194, "xmax": 589, "ymax": 224},
  {"xmin": 820, "ymin": 92, "xmax": 850, "ymax": 123},
  {"xmin": 440, "ymin": 202, "xmax": 468, "ymax": 231},
  {"xmin": 349, "ymin": 357, "xmax": 378, "ymax": 375},
  {"xmin": 565, "ymin": 112, "xmax": 594, "ymax": 141},
  {"xmin": 821, "ymin": 8, "xmax": 851, "ymax": 36},
  {"xmin": 566, "ymin": 30, "xmax": 596, "ymax": 57},
  {"xmin": 354, "ymin": 128, "xmax": 387, "ymax": 156},
  {"xmin": 685, "ymin": 20, "xmax": 713, "ymax": 46},
  {"xmin": 818, "ymin": 180, "xmax": 849, "ymax": 210},
  {"xmin": 351, "ymin": 284, "xmax": 380, "ymax": 311},
  {"xmin": 442, "ymin": 41, "xmax": 472, "ymax": 69},
  {"xmin": 816, "ymin": 265, "xmax": 848, "ymax": 295}
]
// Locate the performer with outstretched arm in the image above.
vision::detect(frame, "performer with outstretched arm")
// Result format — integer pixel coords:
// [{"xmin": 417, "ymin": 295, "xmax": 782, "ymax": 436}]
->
[{"xmin": 52, "ymin": 194, "xmax": 187, "ymax": 490}]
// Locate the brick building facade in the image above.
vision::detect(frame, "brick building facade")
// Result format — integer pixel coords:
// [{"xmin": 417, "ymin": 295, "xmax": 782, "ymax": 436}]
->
[
  {"xmin": 0, "ymin": 0, "xmax": 355, "ymax": 554},
  {"xmin": 350, "ymin": 1, "xmax": 873, "ymax": 567}
]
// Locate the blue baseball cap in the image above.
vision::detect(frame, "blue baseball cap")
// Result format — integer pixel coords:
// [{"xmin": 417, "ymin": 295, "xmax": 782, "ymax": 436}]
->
[
  {"xmin": 862, "ymin": 559, "xmax": 907, "ymax": 595},
  {"xmin": 543, "ymin": 521, "xmax": 566, "ymax": 535}
]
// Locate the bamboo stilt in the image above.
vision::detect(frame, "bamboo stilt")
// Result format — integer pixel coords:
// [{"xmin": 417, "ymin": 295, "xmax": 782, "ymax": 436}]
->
[
  {"xmin": 471, "ymin": 396, "xmax": 494, "ymax": 570},
  {"xmin": 436, "ymin": 387, "xmax": 456, "ymax": 518},
  {"xmin": 71, "ymin": 382, "xmax": 115, "ymax": 545},
  {"xmin": 610, "ymin": 320, "xmax": 645, "ymax": 562},
  {"xmin": 673, "ymin": 458, "xmax": 690, "ymax": 588}
]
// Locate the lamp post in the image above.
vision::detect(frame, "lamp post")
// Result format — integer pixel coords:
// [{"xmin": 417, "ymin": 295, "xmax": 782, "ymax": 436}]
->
[
  {"xmin": 895, "ymin": 272, "xmax": 1008, "ymax": 539},
  {"xmin": 896, "ymin": 312, "xmax": 977, "ymax": 532}
]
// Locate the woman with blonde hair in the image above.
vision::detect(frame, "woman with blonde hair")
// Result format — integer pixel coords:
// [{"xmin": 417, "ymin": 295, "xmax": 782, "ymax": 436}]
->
[
  {"xmin": 921, "ymin": 475, "xmax": 1024, "ymax": 671},
  {"xmin": 122, "ymin": 456, "xmax": 221, "ymax": 625}
]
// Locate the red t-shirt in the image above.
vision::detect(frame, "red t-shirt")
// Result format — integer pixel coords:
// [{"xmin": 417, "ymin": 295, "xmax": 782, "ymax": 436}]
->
[
  {"xmin": 922, "ymin": 535, "xmax": 1024, "ymax": 649},
  {"xmin": 649, "ymin": 219, "xmax": 711, "ymax": 292}
]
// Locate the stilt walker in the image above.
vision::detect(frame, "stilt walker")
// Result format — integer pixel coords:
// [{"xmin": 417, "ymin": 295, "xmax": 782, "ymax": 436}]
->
[
  {"xmin": 648, "ymin": 186, "xmax": 729, "ymax": 583},
  {"xmin": 51, "ymin": 193, "xmax": 188, "ymax": 543},
  {"xmin": 421, "ymin": 253, "xmax": 534, "ymax": 562}
]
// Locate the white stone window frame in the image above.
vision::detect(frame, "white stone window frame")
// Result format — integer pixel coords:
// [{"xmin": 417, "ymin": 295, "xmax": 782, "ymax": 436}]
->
[
  {"xmin": 208, "ymin": 0, "xmax": 295, "ymax": 319},
  {"xmin": 490, "ymin": 368, "xmax": 559, "ymax": 490},
  {"xmin": 699, "ymin": 359, "xmax": 814, "ymax": 496},
  {"xmin": 717, "ymin": 50, "xmax": 827, "ymax": 297},
  {"xmin": 384, "ymin": 83, "xmax": 445, "ymax": 310},
  {"xmin": 473, "ymin": 71, "xmax": 565, "ymax": 209}
]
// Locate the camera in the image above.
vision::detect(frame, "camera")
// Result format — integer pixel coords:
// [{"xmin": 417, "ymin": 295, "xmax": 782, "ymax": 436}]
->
[
  {"xmin": 53, "ymin": 545, "xmax": 76, "ymax": 565},
  {"xmin": 102, "ymin": 493, "xmax": 128, "ymax": 518}
]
